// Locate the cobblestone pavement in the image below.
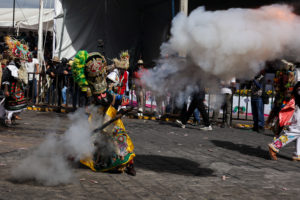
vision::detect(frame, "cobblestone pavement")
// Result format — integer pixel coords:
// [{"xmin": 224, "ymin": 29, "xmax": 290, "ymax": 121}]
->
[{"xmin": 0, "ymin": 110, "xmax": 300, "ymax": 200}]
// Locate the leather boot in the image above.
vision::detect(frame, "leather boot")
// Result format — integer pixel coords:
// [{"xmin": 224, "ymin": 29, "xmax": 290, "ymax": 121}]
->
[
  {"xmin": 268, "ymin": 146, "xmax": 278, "ymax": 160},
  {"xmin": 126, "ymin": 164, "xmax": 136, "ymax": 176}
]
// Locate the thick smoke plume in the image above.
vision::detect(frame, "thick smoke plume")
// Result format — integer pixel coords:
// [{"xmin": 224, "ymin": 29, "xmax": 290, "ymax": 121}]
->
[
  {"xmin": 142, "ymin": 4, "xmax": 300, "ymax": 99},
  {"xmin": 11, "ymin": 108, "xmax": 101, "ymax": 186}
]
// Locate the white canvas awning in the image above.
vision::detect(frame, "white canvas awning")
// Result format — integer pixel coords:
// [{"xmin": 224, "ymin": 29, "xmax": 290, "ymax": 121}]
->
[{"xmin": 0, "ymin": 8, "xmax": 54, "ymax": 31}]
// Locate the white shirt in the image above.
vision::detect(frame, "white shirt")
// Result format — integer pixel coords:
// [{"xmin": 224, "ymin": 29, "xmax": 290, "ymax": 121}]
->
[
  {"xmin": 221, "ymin": 77, "xmax": 236, "ymax": 95},
  {"xmin": 296, "ymin": 68, "xmax": 300, "ymax": 82},
  {"xmin": 25, "ymin": 58, "xmax": 38, "ymax": 80},
  {"xmin": 6, "ymin": 64, "xmax": 19, "ymax": 79}
]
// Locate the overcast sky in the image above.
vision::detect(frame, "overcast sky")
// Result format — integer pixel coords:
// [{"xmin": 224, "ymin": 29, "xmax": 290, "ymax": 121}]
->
[{"xmin": 0, "ymin": 0, "xmax": 54, "ymax": 8}]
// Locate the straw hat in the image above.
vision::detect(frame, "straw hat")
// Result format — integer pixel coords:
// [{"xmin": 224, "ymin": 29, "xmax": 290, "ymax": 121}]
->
[
  {"xmin": 68, "ymin": 60, "xmax": 73, "ymax": 66},
  {"xmin": 137, "ymin": 59, "xmax": 144, "ymax": 65},
  {"xmin": 52, "ymin": 56, "xmax": 60, "ymax": 63},
  {"xmin": 107, "ymin": 71, "xmax": 119, "ymax": 86},
  {"xmin": 281, "ymin": 59, "xmax": 295, "ymax": 70}
]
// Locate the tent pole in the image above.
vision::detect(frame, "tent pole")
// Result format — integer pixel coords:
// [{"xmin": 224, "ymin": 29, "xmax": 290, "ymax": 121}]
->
[
  {"xmin": 52, "ymin": 0, "xmax": 56, "ymax": 58},
  {"xmin": 58, "ymin": 8, "xmax": 66, "ymax": 59},
  {"xmin": 12, "ymin": 0, "xmax": 16, "ymax": 34},
  {"xmin": 37, "ymin": 0, "xmax": 44, "ymax": 104},
  {"xmin": 38, "ymin": 0, "xmax": 44, "ymax": 65}
]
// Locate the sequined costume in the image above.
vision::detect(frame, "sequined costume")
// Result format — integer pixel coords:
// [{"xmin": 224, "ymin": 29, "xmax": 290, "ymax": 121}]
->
[
  {"xmin": 72, "ymin": 50, "xmax": 135, "ymax": 174},
  {"xmin": 267, "ymin": 60, "xmax": 297, "ymax": 137},
  {"xmin": 1, "ymin": 37, "xmax": 30, "ymax": 125}
]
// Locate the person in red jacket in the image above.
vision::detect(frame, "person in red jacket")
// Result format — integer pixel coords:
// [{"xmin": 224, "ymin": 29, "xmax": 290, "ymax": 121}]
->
[
  {"xmin": 113, "ymin": 51, "xmax": 130, "ymax": 109},
  {"xmin": 117, "ymin": 69, "xmax": 129, "ymax": 95}
]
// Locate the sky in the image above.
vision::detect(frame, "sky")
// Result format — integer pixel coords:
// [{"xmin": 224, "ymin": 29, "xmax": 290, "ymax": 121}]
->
[{"xmin": 0, "ymin": 0, "xmax": 54, "ymax": 8}]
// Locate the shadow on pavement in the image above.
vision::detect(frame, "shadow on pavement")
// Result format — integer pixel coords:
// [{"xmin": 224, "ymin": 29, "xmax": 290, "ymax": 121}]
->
[
  {"xmin": 135, "ymin": 155, "xmax": 214, "ymax": 176},
  {"xmin": 211, "ymin": 140, "xmax": 292, "ymax": 161}
]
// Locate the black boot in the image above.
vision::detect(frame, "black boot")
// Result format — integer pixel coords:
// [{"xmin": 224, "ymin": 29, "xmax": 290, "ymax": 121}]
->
[{"xmin": 126, "ymin": 164, "xmax": 136, "ymax": 176}]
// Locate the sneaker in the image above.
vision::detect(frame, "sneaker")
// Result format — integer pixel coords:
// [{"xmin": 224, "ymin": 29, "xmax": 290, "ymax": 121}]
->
[
  {"xmin": 192, "ymin": 121, "xmax": 199, "ymax": 126},
  {"xmin": 155, "ymin": 114, "xmax": 161, "ymax": 119},
  {"xmin": 258, "ymin": 126, "xmax": 265, "ymax": 133},
  {"xmin": 200, "ymin": 125, "xmax": 213, "ymax": 131},
  {"xmin": 175, "ymin": 120, "xmax": 185, "ymax": 128},
  {"xmin": 221, "ymin": 123, "xmax": 231, "ymax": 128},
  {"xmin": 292, "ymin": 155, "xmax": 300, "ymax": 161}
]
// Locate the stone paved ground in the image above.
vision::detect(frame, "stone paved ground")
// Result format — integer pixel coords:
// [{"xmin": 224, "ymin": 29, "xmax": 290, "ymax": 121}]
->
[{"xmin": 0, "ymin": 110, "xmax": 300, "ymax": 200}]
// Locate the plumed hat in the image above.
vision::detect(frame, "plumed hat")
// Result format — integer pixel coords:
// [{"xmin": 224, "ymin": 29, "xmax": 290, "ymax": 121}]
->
[
  {"xmin": 137, "ymin": 59, "xmax": 144, "ymax": 65},
  {"xmin": 5, "ymin": 36, "xmax": 32, "ymax": 61},
  {"xmin": 113, "ymin": 51, "xmax": 129, "ymax": 69}
]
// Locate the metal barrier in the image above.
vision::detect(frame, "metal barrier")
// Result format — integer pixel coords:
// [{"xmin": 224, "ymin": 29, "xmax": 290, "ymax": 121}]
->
[
  {"xmin": 26, "ymin": 73, "xmax": 80, "ymax": 108},
  {"xmin": 25, "ymin": 73, "xmax": 274, "ymax": 124}
]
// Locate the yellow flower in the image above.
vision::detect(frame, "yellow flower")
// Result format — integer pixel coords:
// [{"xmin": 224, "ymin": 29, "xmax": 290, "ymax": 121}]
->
[
  {"xmin": 279, "ymin": 135, "xmax": 288, "ymax": 143},
  {"xmin": 267, "ymin": 90, "xmax": 272, "ymax": 95}
]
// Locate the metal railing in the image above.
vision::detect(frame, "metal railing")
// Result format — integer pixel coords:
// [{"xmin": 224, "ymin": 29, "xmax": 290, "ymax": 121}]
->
[{"xmin": 25, "ymin": 73, "xmax": 274, "ymax": 124}]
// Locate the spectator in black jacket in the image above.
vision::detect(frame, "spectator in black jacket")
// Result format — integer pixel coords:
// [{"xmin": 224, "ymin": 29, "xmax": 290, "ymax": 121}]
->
[
  {"xmin": 59, "ymin": 58, "xmax": 71, "ymax": 107},
  {"xmin": 46, "ymin": 56, "xmax": 61, "ymax": 105},
  {"xmin": 176, "ymin": 87, "xmax": 212, "ymax": 131}
]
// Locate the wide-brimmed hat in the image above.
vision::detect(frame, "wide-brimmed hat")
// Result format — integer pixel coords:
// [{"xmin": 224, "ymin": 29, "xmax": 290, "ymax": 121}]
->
[
  {"xmin": 137, "ymin": 59, "xmax": 144, "ymax": 65},
  {"xmin": 107, "ymin": 70, "xmax": 119, "ymax": 86},
  {"xmin": 281, "ymin": 59, "xmax": 294, "ymax": 67},
  {"xmin": 68, "ymin": 60, "xmax": 73, "ymax": 66},
  {"xmin": 52, "ymin": 56, "xmax": 60, "ymax": 63}
]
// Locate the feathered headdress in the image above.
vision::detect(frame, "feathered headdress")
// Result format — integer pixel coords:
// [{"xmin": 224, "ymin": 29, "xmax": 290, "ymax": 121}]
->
[
  {"xmin": 113, "ymin": 50, "xmax": 129, "ymax": 69},
  {"xmin": 5, "ymin": 36, "xmax": 32, "ymax": 61},
  {"xmin": 72, "ymin": 50, "xmax": 89, "ymax": 92}
]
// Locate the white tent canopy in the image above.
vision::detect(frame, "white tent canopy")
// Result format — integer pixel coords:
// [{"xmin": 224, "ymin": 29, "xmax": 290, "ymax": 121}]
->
[{"xmin": 0, "ymin": 8, "xmax": 54, "ymax": 31}]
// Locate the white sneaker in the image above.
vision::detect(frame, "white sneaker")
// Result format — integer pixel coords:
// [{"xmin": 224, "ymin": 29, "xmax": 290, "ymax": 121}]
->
[
  {"xmin": 200, "ymin": 125, "xmax": 212, "ymax": 131},
  {"xmin": 176, "ymin": 119, "xmax": 185, "ymax": 129}
]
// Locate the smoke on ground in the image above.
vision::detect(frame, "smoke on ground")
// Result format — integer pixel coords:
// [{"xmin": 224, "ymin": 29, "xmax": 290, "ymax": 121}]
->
[
  {"xmin": 142, "ymin": 4, "xmax": 300, "ymax": 103},
  {"xmin": 11, "ymin": 108, "xmax": 100, "ymax": 186}
]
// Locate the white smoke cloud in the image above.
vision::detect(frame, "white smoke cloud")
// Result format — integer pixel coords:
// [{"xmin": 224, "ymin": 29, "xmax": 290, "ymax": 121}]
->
[
  {"xmin": 11, "ymin": 108, "xmax": 99, "ymax": 186},
  {"xmin": 11, "ymin": 134, "xmax": 73, "ymax": 186},
  {"xmin": 142, "ymin": 4, "xmax": 300, "ymax": 101}
]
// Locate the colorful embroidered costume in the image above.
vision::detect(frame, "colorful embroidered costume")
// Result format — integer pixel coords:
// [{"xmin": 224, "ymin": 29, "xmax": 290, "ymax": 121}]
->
[
  {"xmin": 267, "ymin": 60, "xmax": 297, "ymax": 136},
  {"xmin": 269, "ymin": 99, "xmax": 300, "ymax": 160},
  {"xmin": 1, "ymin": 37, "xmax": 30, "ymax": 125},
  {"xmin": 80, "ymin": 106, "xmax": 135, "ymax": 172},
  {"xmin": 72, "ymin": 50, "xmax": 136, "ymax": 174},
  {"xmin": 269, "ymin": 82, "xmax": 300, "ymax": 161}
]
